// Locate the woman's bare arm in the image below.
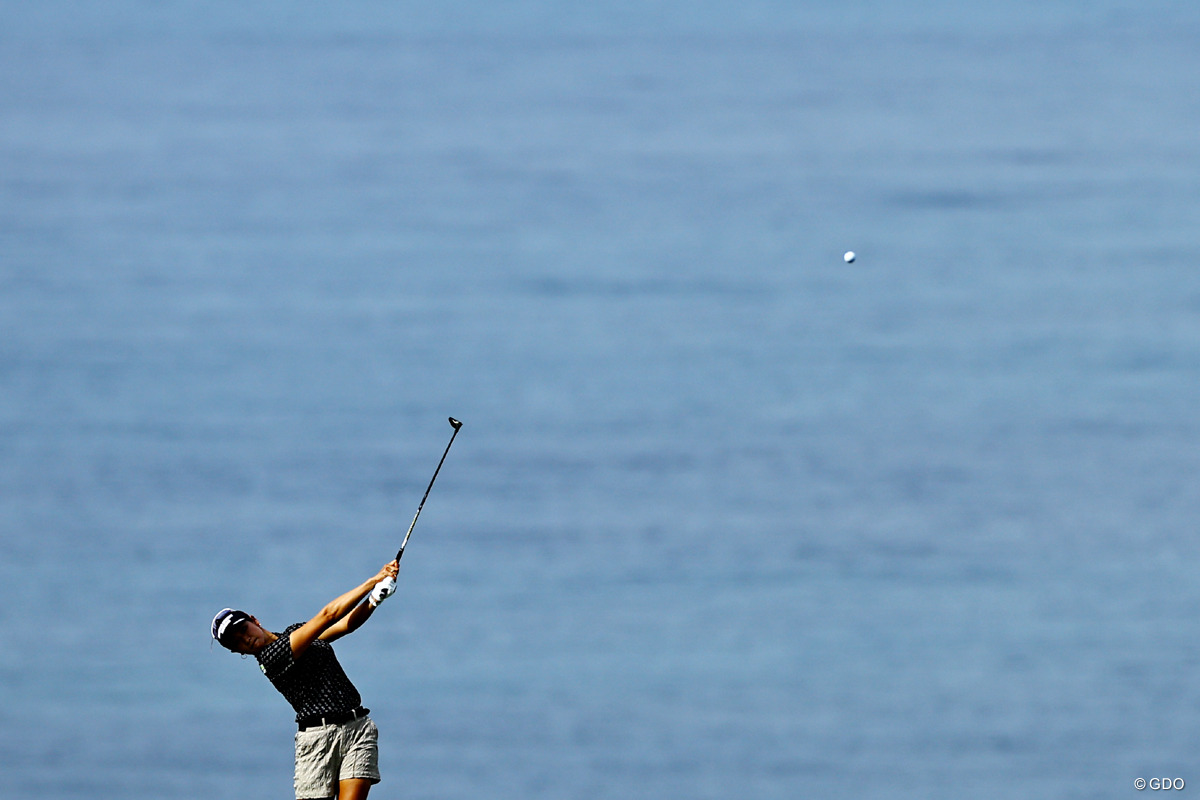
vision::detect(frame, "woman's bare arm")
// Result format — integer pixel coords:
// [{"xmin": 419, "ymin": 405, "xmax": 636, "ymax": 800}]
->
[{"xmin": 289, "ymin": 561, "xmax": 399, "ymax": 658}]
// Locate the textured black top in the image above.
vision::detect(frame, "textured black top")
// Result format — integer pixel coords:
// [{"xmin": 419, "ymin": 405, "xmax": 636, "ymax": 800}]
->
[{"xmin": 256, "ymin": 623, "xmax": 362, "ymax": 722}]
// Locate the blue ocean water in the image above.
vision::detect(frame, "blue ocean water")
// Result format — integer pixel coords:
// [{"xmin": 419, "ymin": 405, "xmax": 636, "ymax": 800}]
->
[{"xmin": 4, "ymin": 2, "xmax": 1200, "ymax": 798}]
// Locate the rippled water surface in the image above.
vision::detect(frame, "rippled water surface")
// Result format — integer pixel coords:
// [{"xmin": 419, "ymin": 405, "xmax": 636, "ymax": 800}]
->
[{"xmin": 3, "ymin": 3, "xmax": 1200, "ymax": 798}]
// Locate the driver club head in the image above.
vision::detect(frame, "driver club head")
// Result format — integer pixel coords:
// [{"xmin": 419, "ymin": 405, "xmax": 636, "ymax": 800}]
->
[{"xmin": 448, "ymin": 417, "xmax": 462, "ymax": 430}]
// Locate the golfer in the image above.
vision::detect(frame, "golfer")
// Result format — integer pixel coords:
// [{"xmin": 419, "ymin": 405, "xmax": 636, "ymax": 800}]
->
[{"xmin": 212, "ymin": 559, "xmax": 400, "ymax": 800}]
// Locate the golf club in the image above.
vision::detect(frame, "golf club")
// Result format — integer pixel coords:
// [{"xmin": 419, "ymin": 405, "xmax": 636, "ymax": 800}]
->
[{"xmin": 395, "ymin": 417, "xmax": 463, "ymax": 565}]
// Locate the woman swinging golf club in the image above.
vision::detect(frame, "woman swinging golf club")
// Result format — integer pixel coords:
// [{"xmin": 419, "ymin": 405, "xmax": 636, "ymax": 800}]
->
[
  {"xmin": 211, "ymin": 559, "xmax": 400, "ymax": 800},
  {"xmin": 212, "ymin": 418, "xmax": 462, "ymax": 798}
]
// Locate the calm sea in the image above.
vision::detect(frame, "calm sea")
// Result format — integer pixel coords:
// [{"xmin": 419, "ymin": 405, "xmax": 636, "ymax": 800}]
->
[{"xmin": 4, "ymin": 2, "xmax": 1200, "ymax": 798}]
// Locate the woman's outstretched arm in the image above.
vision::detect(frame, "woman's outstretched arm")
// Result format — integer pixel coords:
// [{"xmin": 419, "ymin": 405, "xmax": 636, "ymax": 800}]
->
[
  {"xmin": 289, "ymin": 560, "xmax": 399, "ymax": 658},
  {"xmin": 320, "ymin": 561, "xmax": 400, "ymax": 642}
]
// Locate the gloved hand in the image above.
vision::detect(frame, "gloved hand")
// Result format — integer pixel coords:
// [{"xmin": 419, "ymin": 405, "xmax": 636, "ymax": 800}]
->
[{"xmin": 369, "ymin": 576, "xmax": 397, "ymax": 607}]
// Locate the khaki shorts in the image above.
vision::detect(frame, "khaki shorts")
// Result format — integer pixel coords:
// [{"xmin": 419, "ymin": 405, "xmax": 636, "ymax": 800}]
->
[{"xmin": 294, "ymin": 714, "xmax": 381, "ymax": 799}]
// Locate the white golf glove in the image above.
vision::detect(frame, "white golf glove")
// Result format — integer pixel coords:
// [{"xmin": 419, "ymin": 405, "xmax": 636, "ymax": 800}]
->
[{"xmin": 369, "ymin": 576, "xmax": 396, "ymax": 607}]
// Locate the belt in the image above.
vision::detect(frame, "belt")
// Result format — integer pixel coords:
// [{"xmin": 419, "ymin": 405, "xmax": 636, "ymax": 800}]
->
[{"xmin": 297, "ymin": 706, "xmax": 369, "ymax": 731}]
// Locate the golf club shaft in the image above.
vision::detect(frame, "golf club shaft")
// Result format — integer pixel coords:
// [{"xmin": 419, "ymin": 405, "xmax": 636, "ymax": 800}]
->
[{"xmin": 396, "ymin": 417, "xmax": 462, "ymax": 564}]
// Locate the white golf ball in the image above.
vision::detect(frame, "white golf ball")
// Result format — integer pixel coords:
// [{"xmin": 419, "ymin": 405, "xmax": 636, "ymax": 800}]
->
[{"xmin": 843, "ymin": 251, "xmax": 856, "ymax": 263}]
